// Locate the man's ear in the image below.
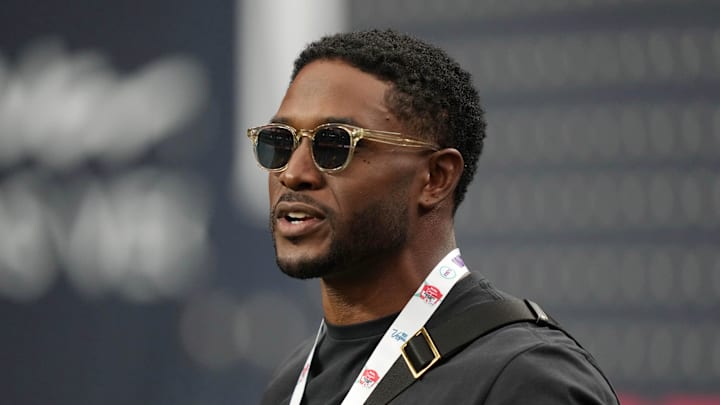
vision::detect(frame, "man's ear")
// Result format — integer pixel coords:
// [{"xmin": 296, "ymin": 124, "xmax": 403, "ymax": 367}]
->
[{"xmin": 419, "ymin": 148, "xmax": 464, "ymax": 211}]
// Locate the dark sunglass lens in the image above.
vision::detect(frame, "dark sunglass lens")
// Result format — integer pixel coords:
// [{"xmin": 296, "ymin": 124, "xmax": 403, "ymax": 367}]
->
[
  {"xmin": 255, "ymin": 127, "xmax": 295, "ymax": 169},
  {"xmin": 313, "ymin": 127, "xmax": 351, "ymax": 170}
]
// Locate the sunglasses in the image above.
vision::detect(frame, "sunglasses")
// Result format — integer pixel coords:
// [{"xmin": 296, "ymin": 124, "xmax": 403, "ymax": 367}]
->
[{"xmin": 247, "ymin": 123, "xmax": 440, "ymax": 173}]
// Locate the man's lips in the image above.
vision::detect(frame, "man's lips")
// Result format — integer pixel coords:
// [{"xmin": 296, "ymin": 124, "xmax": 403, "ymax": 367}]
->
[{"xmin": 273, "ymin": 201, "xmax": 327, "ymax": 239}]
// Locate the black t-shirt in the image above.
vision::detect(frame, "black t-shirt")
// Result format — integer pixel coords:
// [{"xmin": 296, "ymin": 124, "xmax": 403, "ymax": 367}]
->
[{"xmin": 261, "ymin": 273, "xmax": 618, "ymax": 405}]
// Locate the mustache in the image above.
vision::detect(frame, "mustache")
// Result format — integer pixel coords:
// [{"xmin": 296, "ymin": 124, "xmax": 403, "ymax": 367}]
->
[{"xmin": 277, "ymin": 192, "xmax": 318, "ymax": 205}]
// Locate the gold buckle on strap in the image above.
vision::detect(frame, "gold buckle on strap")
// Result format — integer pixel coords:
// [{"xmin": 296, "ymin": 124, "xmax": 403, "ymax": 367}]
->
[{"xmin": 400, "ymin": 327, "xmax": 442, "ymax": 379}]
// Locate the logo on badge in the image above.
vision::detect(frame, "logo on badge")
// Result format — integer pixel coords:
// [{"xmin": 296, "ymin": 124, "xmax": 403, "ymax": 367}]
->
[
  {"xmin": 391, "ymin": 328, "xmax": 409, "ymax": 342},
  {"xmin": 358, "ymin": 369, "xmax": 380, "ymax": 388},
  {"xmin": 415, "ymin": 283, "xmax": 443, "ymax": 305},
  {"xmin": 452, "ymin": 255, "xmax": 465, "ymax": 268},
  {"xmin": 438, "ymin": 265, "xmax": 456, "ymax": 279},
  {"xmin": 297, "ymin": 363, "xmax": 310, "ymax": 384}
]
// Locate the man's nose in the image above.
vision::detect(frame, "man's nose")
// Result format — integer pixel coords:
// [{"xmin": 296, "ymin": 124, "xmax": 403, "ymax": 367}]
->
[{"xmin": 277, "ymin": 138, "xmax": 324, "ymax": 191}]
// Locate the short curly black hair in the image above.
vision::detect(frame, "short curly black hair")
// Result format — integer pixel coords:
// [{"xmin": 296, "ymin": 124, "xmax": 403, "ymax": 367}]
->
[{"xmin": 291, "ymin": 29, "xmax": 486, "ymax": 212}]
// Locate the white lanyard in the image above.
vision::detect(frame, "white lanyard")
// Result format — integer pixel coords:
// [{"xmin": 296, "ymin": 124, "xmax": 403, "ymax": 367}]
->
[{"xmin": 289, "ymin": 249, "xmax": 469, "ymax": 405}]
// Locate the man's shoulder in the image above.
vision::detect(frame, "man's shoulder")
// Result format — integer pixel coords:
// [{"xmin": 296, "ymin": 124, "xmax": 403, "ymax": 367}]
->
[
  {"xmin": 480, "ymin": 323, "xmax": 618, "ymax": 403},
  {"xmin": 445, "ymin": 322, "xmax": 617, "ymax": 403},
  {"xmin": 461, "ymin": 320, "xmax": 597, "ymax": 370},
  {"xmin": 391, "ymin": 318, "xmax": 618, "ymax": 404},
  {"xmin": 413, "ymin": 272, "xmax": 618, "ymax": 403}
]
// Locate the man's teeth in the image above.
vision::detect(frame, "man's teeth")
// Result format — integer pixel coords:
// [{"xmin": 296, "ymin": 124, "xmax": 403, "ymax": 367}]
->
[{"xmin": 286, "ymin": 212, "xmax": 311, "ymax": 222}]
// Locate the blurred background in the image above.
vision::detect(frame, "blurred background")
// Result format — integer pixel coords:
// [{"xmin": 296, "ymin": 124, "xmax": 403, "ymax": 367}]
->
[{"xmin": 1, "ymin": 0, "xmax": 719, "ymax": 404}]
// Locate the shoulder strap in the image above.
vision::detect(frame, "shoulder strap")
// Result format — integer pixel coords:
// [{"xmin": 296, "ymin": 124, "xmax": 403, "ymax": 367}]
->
[{"xmin": 364, "ymin": 298, "xmax": 559, "ymax": 405}]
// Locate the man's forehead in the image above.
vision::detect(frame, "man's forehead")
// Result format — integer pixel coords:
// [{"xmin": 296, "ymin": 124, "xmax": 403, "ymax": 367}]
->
[
  {"xmin": 275, "ymin": 60, "xmax": 397, "ymax": 129},
  {"xmin": 287, "ymin": 60, "xmax": 388, "ymax": 99}
]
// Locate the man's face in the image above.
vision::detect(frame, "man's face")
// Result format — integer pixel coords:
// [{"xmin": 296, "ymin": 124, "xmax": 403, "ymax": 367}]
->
[{"xmin": 267, "ymin": 60, "xmax": 426, "ymax": 279}]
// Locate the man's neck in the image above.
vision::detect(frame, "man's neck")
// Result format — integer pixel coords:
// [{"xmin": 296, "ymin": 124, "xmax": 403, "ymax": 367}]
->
[{"xmin": 318, "ymin": 246, "xmax": 455, "ymax": 325}]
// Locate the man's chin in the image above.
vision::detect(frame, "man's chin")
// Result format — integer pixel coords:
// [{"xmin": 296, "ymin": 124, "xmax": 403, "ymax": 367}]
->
[{"xmin": 276, "ymin": 251, "xmax": 341, "ymax": 280}]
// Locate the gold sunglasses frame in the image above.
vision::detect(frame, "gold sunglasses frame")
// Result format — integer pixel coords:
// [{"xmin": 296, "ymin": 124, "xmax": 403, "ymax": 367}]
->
[{"xmin": 247, "ymin": 123, "xmax": 440, "ymax": 173}]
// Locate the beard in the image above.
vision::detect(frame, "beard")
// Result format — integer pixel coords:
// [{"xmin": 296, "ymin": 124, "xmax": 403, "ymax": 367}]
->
[{"xmin": 271, "ymin": 189, "xmax": 409, "ymax": 280}]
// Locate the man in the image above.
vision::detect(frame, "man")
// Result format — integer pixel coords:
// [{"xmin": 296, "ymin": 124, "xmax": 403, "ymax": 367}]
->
[{"xmin": 250, "ymin": 29, "xmax": 618, "ymax": 404}]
